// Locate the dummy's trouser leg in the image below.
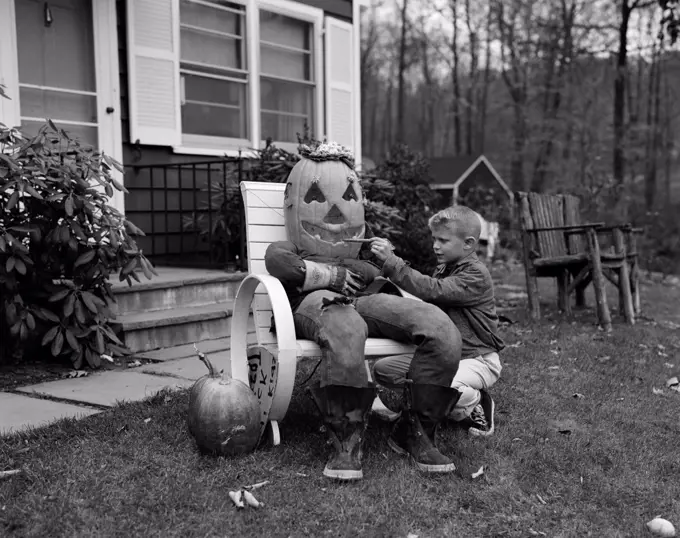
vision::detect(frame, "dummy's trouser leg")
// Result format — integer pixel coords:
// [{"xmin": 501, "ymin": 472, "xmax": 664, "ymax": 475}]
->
[{"xmin": 308, "ymin": 383, "xmax": 377, "ymax": 480}]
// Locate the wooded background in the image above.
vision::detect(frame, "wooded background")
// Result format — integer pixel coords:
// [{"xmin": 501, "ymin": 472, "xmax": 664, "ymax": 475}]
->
[{"xmin": 360, "ymin": 0, "xmax": 680, "ymax": 214}]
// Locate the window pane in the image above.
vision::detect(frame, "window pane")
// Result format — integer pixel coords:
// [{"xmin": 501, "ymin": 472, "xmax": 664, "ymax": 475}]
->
[
  {"xmin": 181, "ymin": 29, "xmax": 242, "ymax": 70},
  {"xmin": 260, "ymin": 10, "xmax": 310, "ymax": 51},
  {"xmin": 182, "ymin": 75, "xmax": 247, "ymax": 139},
  {"xmin": 15, "ymin": 0, "xmax": 95, "ymax": 92},
  {"xmin": 260, "ymin": 78, "xmax": 313, "ymax": 143},
  {"xmin": 260, "ymin": 45, "xmax": 310, "ymax": 81},
  {"xmin": 21, "ymin": 120, "xmax": 97, "ymax": 148},
  {"xmin": 20, "ymin": 87, "xmax": 97, "ymax": 124},
  {"xmin": 180, "ymin": 0, "xmax": 242, "ymax": 36}
]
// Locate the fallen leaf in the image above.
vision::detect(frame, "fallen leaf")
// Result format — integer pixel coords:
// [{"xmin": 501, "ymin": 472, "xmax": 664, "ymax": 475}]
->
[
  {"xmin": 550, "ymin": 340, "xmax": 558, "ymax": 345},
  {"xmin": 512, "ymin": 437, "xmax": 522, "ymax": 442},
  {"xmin": 548, "ymin": 366, "xmax": 560, "ymax": 370},
  {"xmin": 572, "ymin": 393, "xmax": 585, "ymax": 399},
  {"xmin": 0, "ymin": 470, "xmax": 21, "ymax": 480},
  {"xmin": 62, "ymin": 370, "xmax": 88, "ymax": 379},
  {"xmin": 116, "ymin": 424, "xmax": 128, "ymax": 433},
  {"xmin": 598, "ymin": 356, "xmax": 611, "ymax": 363},
  {"xmin": 471, "ymin": 466, "xmax": 484, "ymax": 479},
  {"xmin": 128, "ymin": 360, "xmax": 142, "ymax": 368},
  {"xmin": 664, "ymin": 363, "xmax": 675, "ymax": 369},
  {"xmin": 652, "ymin": 387, "xmax": 665, "ymax": 395},
  {"xmin": 665, "ymin": 377, "xmax": 679, "ymax": 388},
  {"xmin": 143, "ymin": 418, "xmax": 151, "ymax": 424},
  {"xmin": 550, "ymin": 350, "xmax": 559, "ymax": 356},
  {"xmin": 101, "ymin": 354, "xmax": 114, "ymax": 363},
  {"xmin": 407, "ymin": 534, "xmax": 419, "ymax": 538},
  {"xmin": 506, "ymin": 342, "xmax": 523, "ymax": 348},
  {"xmin": 536, "ymin": 494, "xmax": 547, "ymax": 505},
  {"xmin": 671, "ymin": 385, "xmax": 680, "ymax": 393}
]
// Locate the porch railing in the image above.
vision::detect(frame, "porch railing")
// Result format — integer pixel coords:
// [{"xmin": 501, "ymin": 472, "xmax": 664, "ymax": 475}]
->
[{"xmin": 123, "ymin": 158, "xmax": 249, "ymax": 271}]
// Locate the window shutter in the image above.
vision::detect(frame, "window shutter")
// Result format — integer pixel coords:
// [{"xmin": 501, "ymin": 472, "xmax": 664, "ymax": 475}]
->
[
  {"xmin": 0, "ymin": 0, "xmax": 20, "ymax": 128},
  {"xmin": 126, "ymin": 0, "xmax": 180, "ymax": 146},
  {"xmin": 324, "ymin": 16, "xmax": 355, "ymax": 153}
]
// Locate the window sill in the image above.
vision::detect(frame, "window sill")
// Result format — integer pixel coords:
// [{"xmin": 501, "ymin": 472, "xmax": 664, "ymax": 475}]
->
[{"xmin": 172, "ymin": 145, "xmax": 259, "ymax": 159}]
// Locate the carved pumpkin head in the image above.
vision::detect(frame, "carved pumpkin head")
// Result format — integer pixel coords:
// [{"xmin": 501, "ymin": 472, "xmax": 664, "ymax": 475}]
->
[{"xmin": 284, "ymin": 142, "xmax": 365, "ymax": 258}]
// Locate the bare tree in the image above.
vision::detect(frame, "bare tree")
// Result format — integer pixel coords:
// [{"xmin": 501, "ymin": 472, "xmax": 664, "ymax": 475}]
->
[{"xmin": 396, "ymin": 0, "xmax": 410, "ymax": 143}]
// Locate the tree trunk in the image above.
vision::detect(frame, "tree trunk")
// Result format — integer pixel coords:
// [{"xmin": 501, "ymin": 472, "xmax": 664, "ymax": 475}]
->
[
  {"xmin": 396, "ymin": 0, "xmax": 409, "ymax": 143},
  {"xmin": 451, "ymin": 0, "xmax": 462, "ymax": 155},
  {"xmin": 465, "ymin": 0, "xmax": 477, "ymax": 155},
  {"xmin": 478, "ymin": 3, "xmax": 493, "ymax": 153},
  {"xmin": 644, "ymin": 45, "xmax": 662, "ymax": 209},
  {"xmin": 613, "ymin": 0, "xmax": 632, "ymax": 186}
]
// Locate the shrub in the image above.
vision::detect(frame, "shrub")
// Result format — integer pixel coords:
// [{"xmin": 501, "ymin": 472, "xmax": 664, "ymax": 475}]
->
[
  {"xmin": 364, "ymin": 144, "xmax": 443, "ymax": 274},
  {"xmin": 0, "ymin": 119, "xmax": 155, "ymax": 367}
]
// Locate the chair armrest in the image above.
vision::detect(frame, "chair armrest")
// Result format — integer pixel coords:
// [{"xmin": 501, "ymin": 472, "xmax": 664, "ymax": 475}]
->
[
  {"xmin": 527, "ymin": 222, "xmax": 604, "ymax": 234},
  {"xmin": 230, "ymin": 273, "xmax": 298, "ymax": 386}
]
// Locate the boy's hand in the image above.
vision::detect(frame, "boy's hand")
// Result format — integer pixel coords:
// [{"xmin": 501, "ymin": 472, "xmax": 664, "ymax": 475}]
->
[{"xmin": 369, "ymin": 238, "xmax": 395, "ymax": 262}]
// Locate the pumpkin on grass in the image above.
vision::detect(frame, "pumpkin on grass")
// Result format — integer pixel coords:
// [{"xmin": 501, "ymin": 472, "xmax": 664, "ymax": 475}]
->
[{"xmin": 187, "ymin": 348, "xmax": 261, "ymax": 456}]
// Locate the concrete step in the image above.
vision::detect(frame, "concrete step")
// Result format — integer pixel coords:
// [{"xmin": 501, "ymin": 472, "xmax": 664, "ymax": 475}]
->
[
  {"xmin": 114, "ymin": 302, "xmax": 235, "ymax": 353},
  {"xmin": 113, "ymin": 271, "xmax": 246, "ymax": 315}
]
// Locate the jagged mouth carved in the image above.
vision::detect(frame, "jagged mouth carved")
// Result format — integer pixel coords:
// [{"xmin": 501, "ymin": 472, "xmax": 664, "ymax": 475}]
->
[{"xmin": 301, "ymin": 221, "xmax": 365, "ymax": 244}]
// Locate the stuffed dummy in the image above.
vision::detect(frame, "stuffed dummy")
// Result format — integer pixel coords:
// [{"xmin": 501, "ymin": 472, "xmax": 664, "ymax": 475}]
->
[{"xmin": 264, "ymin": 142, "xmax": 462, "ymax": 481}]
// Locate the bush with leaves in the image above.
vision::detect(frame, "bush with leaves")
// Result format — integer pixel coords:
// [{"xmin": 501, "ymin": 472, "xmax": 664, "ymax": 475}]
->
[
  {"xmin": 364, "ymin": 144, "xmax": 443, "ymax": 274},
  {"xmin": 0, "ymin": 118, "xmax": 156, "ymax": 367}
]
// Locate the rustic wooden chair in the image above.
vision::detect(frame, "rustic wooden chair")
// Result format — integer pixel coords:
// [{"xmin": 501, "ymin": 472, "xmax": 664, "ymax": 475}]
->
[
  {"xmin": 230, "ymin": 181, "xmax": 418, "ymax": 446},
  {"xmin": 515, "ymin": 192, "xmax": 641, "ymax": 330}
]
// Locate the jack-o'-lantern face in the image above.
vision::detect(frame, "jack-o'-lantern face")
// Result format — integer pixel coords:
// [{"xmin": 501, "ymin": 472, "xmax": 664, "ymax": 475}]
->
[{"xmin": 284, "ymin": 157, "xmax": 365, "ymax": 258}]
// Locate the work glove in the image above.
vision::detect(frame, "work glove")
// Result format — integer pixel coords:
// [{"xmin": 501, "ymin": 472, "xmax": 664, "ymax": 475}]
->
[{"xmin": 301, "ymin": 260, "xmax": 365, "ymax": 296}]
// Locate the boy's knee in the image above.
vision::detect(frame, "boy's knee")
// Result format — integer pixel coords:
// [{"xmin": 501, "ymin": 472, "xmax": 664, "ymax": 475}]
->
[{"xmin": 373, "ymin": 355, "xmax": 410, "ymax": 388}]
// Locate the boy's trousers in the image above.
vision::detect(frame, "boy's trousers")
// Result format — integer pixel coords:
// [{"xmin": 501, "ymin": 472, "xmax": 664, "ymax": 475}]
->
[{"xmin": 373, "ymin": 352, "xmax": 502, "ymax": 420}]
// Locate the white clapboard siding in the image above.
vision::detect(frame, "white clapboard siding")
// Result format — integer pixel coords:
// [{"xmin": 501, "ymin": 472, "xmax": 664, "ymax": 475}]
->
[
  {"xmin": 324, "ymin": 16, "xmax": 354, "ymax": 152},
  {"xmin": 0, "ymin": 0, "xmax": 19, "ymax": 128},
  {"xmin": 240, "ymin": 180, "xmax": 417, "ymax": 357},
  {"xmin": 126, "ymin": 0, "xmax": 181, "ymax": 146}
]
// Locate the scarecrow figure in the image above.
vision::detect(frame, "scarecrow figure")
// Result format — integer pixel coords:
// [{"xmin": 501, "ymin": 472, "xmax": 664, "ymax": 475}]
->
[{"xmin": 265, "ymin": 142, "xmax": 462, "ymax": 480}]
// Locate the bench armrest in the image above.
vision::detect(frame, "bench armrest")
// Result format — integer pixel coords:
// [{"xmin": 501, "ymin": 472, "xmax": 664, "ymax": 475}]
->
[
  {"xmin": 526, "ymin": 222, "xmax": 604, "ymax": 234},
  {"xmin": 230, "ymin": 273, "xmax": 298, "ymax": 387}
]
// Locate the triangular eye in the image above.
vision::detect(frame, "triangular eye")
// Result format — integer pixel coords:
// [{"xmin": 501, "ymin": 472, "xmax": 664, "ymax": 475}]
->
[
  {"xmin": 304, "ymin": 182, "xmax": 326, "ymax": 203},
  {"xmin": 284, "ymin": 182, "xmax": 292, "ymax": 200},
  {"xmin": 342, "ymin": 184, "xmax": 358, "ymax": 201}
]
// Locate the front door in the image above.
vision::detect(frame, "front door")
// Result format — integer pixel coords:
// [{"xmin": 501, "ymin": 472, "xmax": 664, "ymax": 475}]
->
[{"xmin": 2, "ymin": 0, "xmax": 124, "ymax": 213}]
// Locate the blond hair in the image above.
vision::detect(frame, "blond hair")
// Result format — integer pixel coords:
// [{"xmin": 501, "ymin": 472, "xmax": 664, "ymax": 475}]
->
[{"xmin": 428, "ymin": 205, "xmax": 482, "ymax": 241}]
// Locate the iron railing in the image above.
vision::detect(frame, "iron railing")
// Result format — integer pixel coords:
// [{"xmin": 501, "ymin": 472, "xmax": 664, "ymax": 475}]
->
[{"xmin": 124, "ymin": 158, "xmax": 249, "ymax": 271}]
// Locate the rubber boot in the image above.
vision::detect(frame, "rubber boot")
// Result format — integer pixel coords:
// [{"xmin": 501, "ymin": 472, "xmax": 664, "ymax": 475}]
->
[
  {"xmin": 308, "ymin": 383, "xmax": 377, "ymax": 481},
  {"xmin": 387, "ymin": 382, "xmax": 462, "ymax": 473}
]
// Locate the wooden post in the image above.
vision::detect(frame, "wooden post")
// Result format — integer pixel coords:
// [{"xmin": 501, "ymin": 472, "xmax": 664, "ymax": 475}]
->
[
  {"xmin": 613, "ymin": 228, "xmax": 635, "ymax": 324},
  {"xmin": 586, "ymin": 228, "xmax": 612, "ymax": 331},
  {"xmin": 628, "ymin": 231, "xmax": 641, "ymax": 314},
  {"xmin": 517, "ymin": 194, "xmax": 541, "ymax": 320},
  {"xmin": 557, "ymin": 270, "xmax": 571, "ymax": 314}
]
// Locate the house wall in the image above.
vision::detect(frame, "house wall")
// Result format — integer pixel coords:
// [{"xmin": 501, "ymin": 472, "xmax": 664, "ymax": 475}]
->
[{"xmin": 116, "ymin": 0, "xmax": 354, "ymax": 263}]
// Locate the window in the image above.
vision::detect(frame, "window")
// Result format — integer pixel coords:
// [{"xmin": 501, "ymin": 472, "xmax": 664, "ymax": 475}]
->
[
  {"xmin": 179, "ymin": 0, "xmax": 248, "ymax": 143},
  {"xmin": 259, "ymin": 10, "xmax": 315, "ymax": 144}
]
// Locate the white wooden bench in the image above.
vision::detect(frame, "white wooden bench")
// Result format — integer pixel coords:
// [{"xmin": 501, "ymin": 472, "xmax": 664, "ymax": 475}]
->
[{"xmin": 229, "ymin": 181, "xmax": 417, "ymax": 446}]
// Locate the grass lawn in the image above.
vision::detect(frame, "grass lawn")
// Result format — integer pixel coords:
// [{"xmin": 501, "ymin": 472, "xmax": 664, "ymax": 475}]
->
[{"xmin": 2, "ymin": 269, "xmax": 680, "ymax": 537}]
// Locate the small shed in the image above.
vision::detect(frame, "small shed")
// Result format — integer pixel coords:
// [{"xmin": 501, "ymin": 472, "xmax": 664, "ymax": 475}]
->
[{"xmin": 428, "ymin": 154, "xmax": 512, "ymax": 208}]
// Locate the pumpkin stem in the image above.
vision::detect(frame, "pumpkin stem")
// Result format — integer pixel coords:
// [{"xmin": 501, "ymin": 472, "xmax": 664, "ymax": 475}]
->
[{"xmin": 194, "ymin": 344, "xmax": 220, "ymax": 378}]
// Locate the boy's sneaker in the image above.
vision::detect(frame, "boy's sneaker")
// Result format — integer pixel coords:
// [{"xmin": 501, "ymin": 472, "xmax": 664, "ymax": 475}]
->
[{"xmin": 467, "ymin": 390, "xmax": 495, "ymax": 437}]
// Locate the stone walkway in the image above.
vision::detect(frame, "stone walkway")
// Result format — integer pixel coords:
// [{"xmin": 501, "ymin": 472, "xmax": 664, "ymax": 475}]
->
[{"xmin": 0, "ymin": 349, "xmax": 231, "ymax": 437}]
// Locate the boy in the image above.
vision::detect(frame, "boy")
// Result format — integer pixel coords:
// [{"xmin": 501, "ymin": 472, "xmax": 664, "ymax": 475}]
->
[{"xmin": 369, "ymin": 205, "xmax": 505, "ymax": 437}]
